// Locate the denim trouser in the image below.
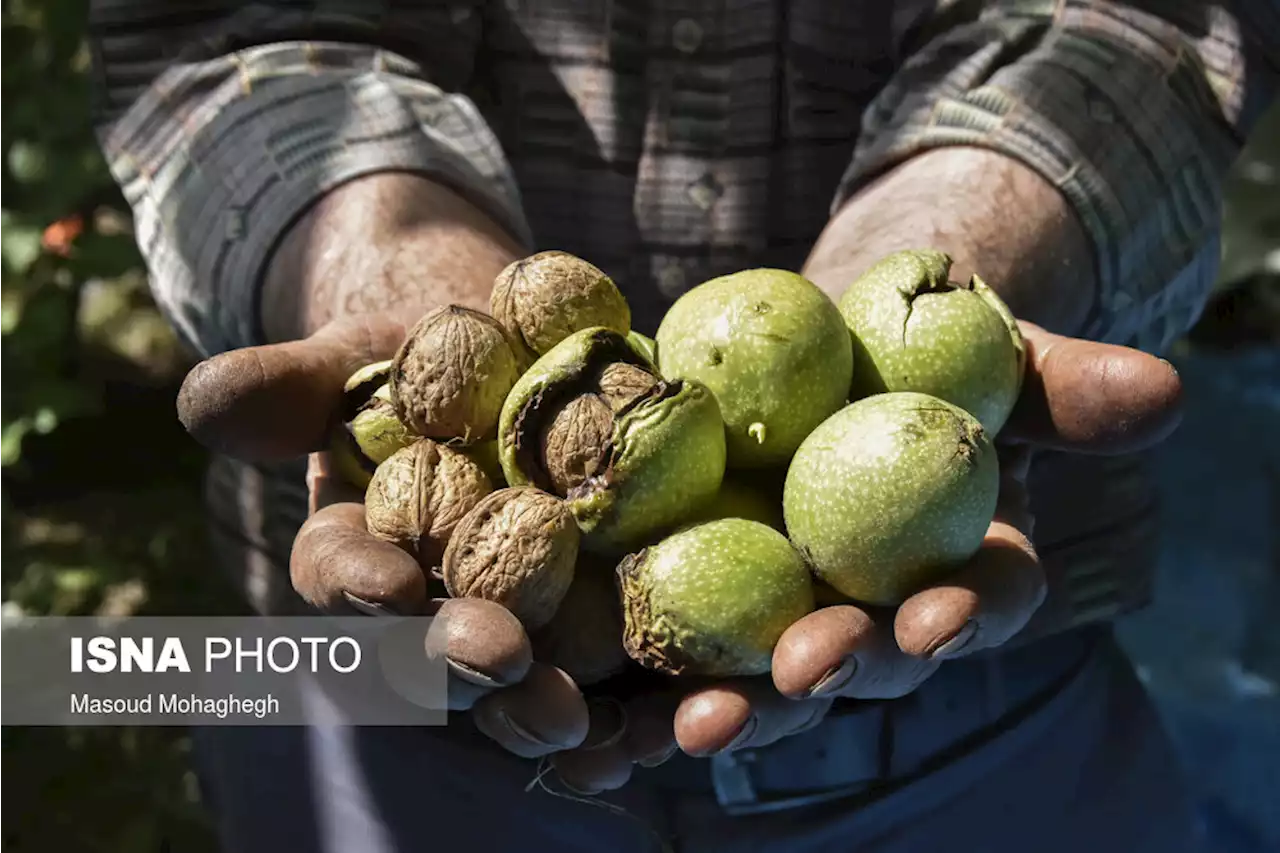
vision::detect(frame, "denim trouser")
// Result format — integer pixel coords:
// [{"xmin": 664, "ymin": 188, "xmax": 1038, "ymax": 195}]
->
[{"xmin": 192, "ymin": 627, "xmax": 1200, "ymax": 853}]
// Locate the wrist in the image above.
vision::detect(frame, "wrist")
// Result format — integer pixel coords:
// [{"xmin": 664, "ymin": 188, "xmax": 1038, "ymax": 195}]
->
[
  {"xmin": 261, "ymin": 172, "xmax": 527, "ymax": 343},
  {"xmin": 803, "ymin": 148, "xmax": 1095, "ymax": 336}
]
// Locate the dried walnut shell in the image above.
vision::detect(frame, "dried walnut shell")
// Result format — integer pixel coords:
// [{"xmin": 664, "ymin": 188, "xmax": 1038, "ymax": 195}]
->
[
  {"xmin": 491, "ymin": 251, "xmax": 631, "ymax": 359},
  {"xmin": 593, "ymin": 361, "xmax": 658, "ymax": 412},
  {"xmin": 538, "ymin": 392, "xmax": 613, "ymax": 496},
  {"xmin": 365, "ymin": 439, "xmax": 494, "ymax": 569},
  {"xmin": 391, "ymin": 305, "xmax": 522, "ymax": 443},
  {"xmin": 441, "ymin": 487, "xmax": 580, "ymax": 630}
]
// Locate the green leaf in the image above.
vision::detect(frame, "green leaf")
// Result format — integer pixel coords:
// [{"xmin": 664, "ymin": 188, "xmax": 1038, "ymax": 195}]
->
[
  {"xmin": 7, "ymin": 140, "xmax": 49, "ymax": 183},
  {"xmin": 1, "ymin": 218, "xmax": 43, "ymax": 274}
]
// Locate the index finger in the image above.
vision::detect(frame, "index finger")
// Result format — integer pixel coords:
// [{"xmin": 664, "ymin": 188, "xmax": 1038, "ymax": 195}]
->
[{"xmin": 177, "ymin": 314, "xmax": 409, "ymax": 462}]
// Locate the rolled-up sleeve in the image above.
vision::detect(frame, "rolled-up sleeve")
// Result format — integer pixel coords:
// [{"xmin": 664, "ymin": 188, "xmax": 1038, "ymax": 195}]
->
[
  {"xmin": 90, "ymin": 4, "xmax": 531, "ymax": 358},
  {"xmin": 834, "ymin": 0, "xmax": 1280, "ymax": 354}
]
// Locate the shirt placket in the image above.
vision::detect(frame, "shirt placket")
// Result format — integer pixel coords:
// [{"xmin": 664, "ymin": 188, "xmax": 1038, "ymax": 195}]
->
[{"xmin": 641, "ymin": 1, "xmax": 730, "ymax": 300}]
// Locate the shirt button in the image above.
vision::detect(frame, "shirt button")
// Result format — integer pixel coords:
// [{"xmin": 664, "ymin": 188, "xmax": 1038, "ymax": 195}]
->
[
  {"xmin": 672, "ymin": 19, "xmax": 704, "ymax": 54},
  {"xmin": 687, "ymin": 172, "xmax": 724, "ymax": 211},
  {"xmin": 658, "ymin": 264, "xmax": 687, "ymax": 295},
  {"xmin": 1086, "ymin": 94, "xmax": 1114, "ymax": 124}
]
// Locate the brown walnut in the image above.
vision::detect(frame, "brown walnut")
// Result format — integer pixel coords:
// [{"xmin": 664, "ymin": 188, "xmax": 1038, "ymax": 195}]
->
[
  {"xmin": 365, "ymin": 439, "xmax": 494, "ymax": 569},
  {"xmin": 538, "ymin": 393, "xmax": 613, "ymax": 496},
  {"xmin": 390, "ymin": 305, "xmax": 522, "ymax": 443},
  {"xmin": 490, "ymin": 251, "xmax": 631, "ymax": 359},
  {"xmin": 441, "ymin": 487, "xmax": 580, "ymax": 630},
  {"xmin": 593, "ymin": 361, "xmax": 658, "ymax": 412}
]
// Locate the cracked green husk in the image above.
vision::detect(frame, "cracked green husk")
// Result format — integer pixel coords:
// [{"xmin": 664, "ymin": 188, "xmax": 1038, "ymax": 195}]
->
[
  {"xmin": 498, "ymin": 327, "xmax": 726, "ymax": 554},
  {"xmin": 838, "ymin": 249, "xmax": 1025, "ymax": 435}
]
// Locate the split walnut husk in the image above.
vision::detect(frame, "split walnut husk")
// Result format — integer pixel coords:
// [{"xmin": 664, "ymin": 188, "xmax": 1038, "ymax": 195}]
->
[
  {"xmin": 365, "ymin": 439, "xmax": 494, "ymax": 570},
  {"xmin": 390, "ymin": 305, "xmax": 523, "ymax": 444},
  {"xmin": 440, "ymin": 487, "xmax": 579, "ymax": 630},
  {"xmin": 490, "ymin": 251, "xmax": 631, "ymax": 360},
  {"xmin": 330, "ymin": 360, "xmax": 417, "ymax": 488},
  {"xmin": 497, "ymin": 327, "xmax": 727, "ymax": 555}
]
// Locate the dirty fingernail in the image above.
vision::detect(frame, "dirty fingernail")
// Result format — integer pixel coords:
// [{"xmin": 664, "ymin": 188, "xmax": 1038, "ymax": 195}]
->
[
  {"xmin": 581, "ymin": 698, "xmax": 628, "ymax": 750},
  {"xmin": 498, "ymin": 710, "xmax": 557, "ymax": 749},
  {"xmin": 928, "ymin": 621, "xmax": 978, "ymax": 659},
  {"xmin": 721, "ymin": 715, "xmax": 759, "ymax": 754},
  {"xmin": 637, "ymin": 742, "xmax": 679, "ymax": 768},
  {"xmin": 806, "ymin": 658, "xmax": 857, "ymax": 698}
]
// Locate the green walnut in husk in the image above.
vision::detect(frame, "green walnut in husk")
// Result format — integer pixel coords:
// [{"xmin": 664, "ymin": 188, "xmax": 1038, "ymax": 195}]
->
[
  {"xmin": 681, "ymin": 472, "xmax": 786, "ymax": 532},
  {"xmin": 390, "ymin": 305, "xmax": 523, "ymax": 444},
  {"xmin": 531, "ymin": 556, "xmax": 630, "ymax": 685},
  {"xmin": 491, "ymin": 251, "xmax": 631, "ymax": 362},
  {"xmin": 365, "ymin": 439, "xmax": 494, "ymax": 570},
  {"xmin": 656, "ymin": 269, "xmax": 853, "ymax": 469},
  {"xmin": 498, "ymin": 327, "xmax": 727, "ymax": 555},
  {"xmin": 626, "ymin": 330, "xmax": 658, "ymax": 366},
  {"xmin": 838, "ymin": 249, "xmax": 1025, "ymax": 434},
  {"xmin": 783, "ymin": 392, "xmax": 999, "ymax": 606},
  {"xmin": 441, "ymin": 487, "xmax": 579, "ymax": 630},
  {"xmin": 618, "ymin": 518, "xmax": 814, "ymax": 677},
  {"xmin": 331, "ymin": 360, "xmax": 418, "ymax": 488}
]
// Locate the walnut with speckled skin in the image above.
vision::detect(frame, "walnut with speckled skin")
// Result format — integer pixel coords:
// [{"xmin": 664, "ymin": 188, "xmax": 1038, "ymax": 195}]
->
[
  {"xmin": 390, "ymin": 306, "xmax": 523, "ymax": 443},
  {"xmin": 837, "ymin": 249, "xmax": 1025, "ymax": 435},
  {"xmin": 491, "ymin": 251, "xmax": 631, "ymax": 361},
  {"xmin": 618, "ymin": 518, "xmax": 814, "ymax": 677},
  {"xmin": 655, "ymin": 269, "xmax": 853, "ymax": 469},
  {"xmin": 365, "ymin": 439, "xmax": 494, "ymax": 569},
  {"xmin": 783, "ymin": 392, "xmax": 998, "ymax": 606},
  {"xmin": 441, "ymin": 487, "xmax": 580, "ymax": 630}
]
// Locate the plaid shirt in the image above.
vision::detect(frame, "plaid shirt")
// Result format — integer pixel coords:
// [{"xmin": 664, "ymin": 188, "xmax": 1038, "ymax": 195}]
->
[{"xmin": 90, "ymin": 1, "xmax": 1278, "ymax": 617}]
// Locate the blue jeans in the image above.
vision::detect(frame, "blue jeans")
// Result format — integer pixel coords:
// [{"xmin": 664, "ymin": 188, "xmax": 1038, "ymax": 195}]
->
[{"xmin": 192, "ymin": 628, "xmax": 1199, "ymax": 853}]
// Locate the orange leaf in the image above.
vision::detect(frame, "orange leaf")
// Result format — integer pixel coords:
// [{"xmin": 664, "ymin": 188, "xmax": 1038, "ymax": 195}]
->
[{"xmin": 42, "ymin": 214, "xmax": 84, "ymax": 258}]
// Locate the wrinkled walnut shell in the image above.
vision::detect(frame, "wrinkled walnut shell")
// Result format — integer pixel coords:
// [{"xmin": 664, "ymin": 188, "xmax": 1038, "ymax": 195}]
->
[
  {"xmin": 441, "ymin": 487, "xmax": 580, "ymax": 630},
  {"xmin": 594, "ymin": 362, "xmax": 658, "ymax": 412},
  {"xmin": 531, "ymin": 557, "xmax": 630, "ymax": 686},
  {"xmin": 391, "ymin": 305, "xmax": 522, "ymax": 443},
  {"xmin": 365, "ymin": 439, "xmax": 494, "ymax": 569},
  {"xmin": 491, "ymin": 251, "xmax": 631, "ymax": 359},
  {"xmin": 539, "ymin": 392, "xmax": 613, "ymax": 496}
]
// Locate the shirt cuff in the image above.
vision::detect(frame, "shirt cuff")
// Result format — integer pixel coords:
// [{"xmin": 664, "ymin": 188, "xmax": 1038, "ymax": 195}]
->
[
  {"xmin": 832, "ymin": 7, "xmax": 1243, "ymax": 354},
  {"xmin": 100, "ymin": 42, "xmax": 532, "ymax": 357}
]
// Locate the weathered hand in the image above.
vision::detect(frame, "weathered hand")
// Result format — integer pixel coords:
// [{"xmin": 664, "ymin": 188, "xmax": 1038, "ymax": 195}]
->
[
  {"xmin": 179, "ymin": 314, "xmax": 598, "ymax": 760},
  {"xmin": 665, "ymin": 321, "xmax": 1184, "ymax": 757}
]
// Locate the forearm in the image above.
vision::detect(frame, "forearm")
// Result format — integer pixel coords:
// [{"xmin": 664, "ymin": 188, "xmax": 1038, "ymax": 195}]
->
[
  {"xmin": 802, "ymin": 148, "xmax": 1095, "ymax": 336},
  {"xmin": 260, "ymin": 173, "xmax": 528, "ymax": 343}
]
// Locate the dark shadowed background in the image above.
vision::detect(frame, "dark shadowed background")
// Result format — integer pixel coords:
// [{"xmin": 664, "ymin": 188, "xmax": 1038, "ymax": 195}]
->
[{"xmin": 2, "ymin": 2, "xmax": 1277, "ymax": 851}]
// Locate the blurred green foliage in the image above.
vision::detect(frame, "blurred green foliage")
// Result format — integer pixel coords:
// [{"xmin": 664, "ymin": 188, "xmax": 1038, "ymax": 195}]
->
[{"xmin": 2, "ymin": 1, "xmax": 230, "ymax": 851}]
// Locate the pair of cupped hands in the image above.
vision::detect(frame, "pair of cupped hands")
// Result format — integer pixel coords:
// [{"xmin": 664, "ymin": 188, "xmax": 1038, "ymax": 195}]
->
[{"xmin": 179, "ymin": 308, "xmax": 1182, "ymax": 794}]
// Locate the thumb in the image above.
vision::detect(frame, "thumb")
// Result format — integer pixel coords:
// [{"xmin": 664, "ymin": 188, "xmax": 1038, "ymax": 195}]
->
[
  {"xmin": 176, "ymin": 314, "xmax": 409, "ymax": 462},
  {"xmin": 1000, "ymin": 321, "xmax": 1183, "ymax": 454}
]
